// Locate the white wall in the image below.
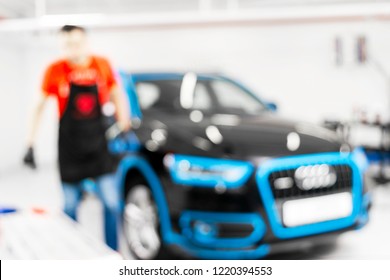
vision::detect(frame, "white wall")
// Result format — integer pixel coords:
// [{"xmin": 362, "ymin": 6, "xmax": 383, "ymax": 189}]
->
[
  {"xmin": 0, "ymin": 34, "xmax": 59, "ymax": 172},
  {"xmin": 0, "ymin": 39, "xmax": 25, "ymax": 172},
  {"xmin": 89, "ymin": 21, "xmax": 389, "ymax": 123},
  {"xmin": 1, "ymin": 20, "xmax": 389, "ymax": 170}
]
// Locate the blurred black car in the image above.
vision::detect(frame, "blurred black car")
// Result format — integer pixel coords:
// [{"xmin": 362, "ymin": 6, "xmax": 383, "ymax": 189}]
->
[{"xmin": 111, "ymin": 72, "xmax": 371, "ymax": 259}]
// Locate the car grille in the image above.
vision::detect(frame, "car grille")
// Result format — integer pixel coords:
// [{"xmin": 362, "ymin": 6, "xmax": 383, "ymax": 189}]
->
[{"xmin": 268, "ymin": 164, "xmax": 353, "ymax": 200}]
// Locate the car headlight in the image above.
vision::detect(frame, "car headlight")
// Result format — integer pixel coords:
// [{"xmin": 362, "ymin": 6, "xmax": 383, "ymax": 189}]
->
[{"xmin": 164, "ymin": 154, "xmax": 254, "ymax": 189}]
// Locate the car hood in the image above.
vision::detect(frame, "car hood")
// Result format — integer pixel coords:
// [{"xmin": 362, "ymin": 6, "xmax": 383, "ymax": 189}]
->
[{"xmin": 137, "ymin": 111, "xmax": 344, "ymax": 161}]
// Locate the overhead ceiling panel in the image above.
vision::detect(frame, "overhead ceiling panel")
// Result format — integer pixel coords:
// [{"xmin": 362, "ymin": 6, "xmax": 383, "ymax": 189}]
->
[{"xmin": 0, "ymin": 0, "xmax": 389, "ymax": 19}]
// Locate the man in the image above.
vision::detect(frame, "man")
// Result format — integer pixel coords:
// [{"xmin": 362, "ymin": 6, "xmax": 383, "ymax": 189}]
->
[{"xmin": 23, "ymin": 25, "xmax": 131, "ymax": 250}]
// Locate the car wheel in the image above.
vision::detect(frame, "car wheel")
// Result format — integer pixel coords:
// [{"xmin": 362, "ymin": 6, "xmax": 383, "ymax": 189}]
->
[{"xmin": 123, "ymin": 180, "xmax": 167, "ymax": 259}]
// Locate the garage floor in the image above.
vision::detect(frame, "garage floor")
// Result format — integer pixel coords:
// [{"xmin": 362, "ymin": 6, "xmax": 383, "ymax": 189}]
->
[{"xmin": 1, "ymin": 163, "xmax": 390, "ymax": 260}]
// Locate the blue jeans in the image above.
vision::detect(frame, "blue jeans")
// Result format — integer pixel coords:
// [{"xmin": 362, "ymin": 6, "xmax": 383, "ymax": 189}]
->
[{"xmin": 62, "ymin": 173, "xmax": 121, "ymax": 250}]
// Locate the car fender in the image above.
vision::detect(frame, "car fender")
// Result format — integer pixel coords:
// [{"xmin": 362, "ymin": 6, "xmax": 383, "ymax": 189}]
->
[{"xmin": 116, "ymin": 155, "xmax": 173, "ymax": 242}]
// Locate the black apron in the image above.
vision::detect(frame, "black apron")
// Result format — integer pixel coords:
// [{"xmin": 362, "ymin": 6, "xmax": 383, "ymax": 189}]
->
[{"xmin": 59, "ymin": 83, "xmax": 114, "ymax": 183}]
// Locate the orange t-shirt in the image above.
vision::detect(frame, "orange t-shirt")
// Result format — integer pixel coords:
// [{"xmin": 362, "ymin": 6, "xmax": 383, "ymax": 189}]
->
[{"xmin": 42, "ymin": 55, "xmax": 117, "ymax": 118}]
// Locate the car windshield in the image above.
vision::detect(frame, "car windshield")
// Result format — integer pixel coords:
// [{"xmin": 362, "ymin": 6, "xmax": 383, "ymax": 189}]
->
[{"xmin": 135, "ymin": 77, "xmax": 267, "ymax": 115}]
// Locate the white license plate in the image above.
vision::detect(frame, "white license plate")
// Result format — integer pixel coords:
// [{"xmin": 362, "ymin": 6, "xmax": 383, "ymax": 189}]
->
[{"xmin": 282, "ymin": 192, "xmax": 353, "ymax": 227}]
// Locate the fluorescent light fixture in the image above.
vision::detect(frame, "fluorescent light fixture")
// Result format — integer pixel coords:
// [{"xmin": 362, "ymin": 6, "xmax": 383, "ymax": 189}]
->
[{"xmin": 40, "ymin": 13, "xmax": 106, "ymax": 27}]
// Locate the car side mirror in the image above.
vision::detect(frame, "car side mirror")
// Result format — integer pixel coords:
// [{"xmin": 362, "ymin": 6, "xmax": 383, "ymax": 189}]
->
[{"xmin": 266, "ymin": 102, "xmax": 278, "ymax": 112}]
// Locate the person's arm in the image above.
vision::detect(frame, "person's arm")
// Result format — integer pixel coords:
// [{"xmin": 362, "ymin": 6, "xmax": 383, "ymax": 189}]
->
[
  {"xmin": 23, "ymin": 93, "xmax": 48, "ymax": 169},
  {"xmin": 110, "ymin": 84, "xmax": 131, "ymax": 132},
  {"xmin": 26, "ymin": 93, "xmax": 48, "ymax": 147}
]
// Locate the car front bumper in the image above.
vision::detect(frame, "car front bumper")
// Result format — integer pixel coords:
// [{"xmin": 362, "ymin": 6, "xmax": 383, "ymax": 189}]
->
[{"xmin": 159, "ymin": 150, "xmax": 371, "ymax": 259}]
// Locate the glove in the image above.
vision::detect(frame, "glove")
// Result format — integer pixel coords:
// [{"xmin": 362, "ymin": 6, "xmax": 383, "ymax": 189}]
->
[{"xmin": 23, "ymin": 147, "xmax": 37, "ymax": 169}]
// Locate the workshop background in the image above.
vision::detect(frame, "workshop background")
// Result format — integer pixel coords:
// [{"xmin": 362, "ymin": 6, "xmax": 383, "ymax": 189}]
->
[{"xmin": 0, "ymin": 0, "xmax": 389, "ymax": 259}]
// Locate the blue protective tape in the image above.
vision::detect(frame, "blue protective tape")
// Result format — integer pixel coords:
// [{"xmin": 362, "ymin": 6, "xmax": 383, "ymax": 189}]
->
[
  {"xmin": 167, "ymin": 154, "xmax": 254, "ymax": 189},
  {"xmin": 179, "ymin": 211, "xmax": 266, "ymax": 249},
  {"xmin": 256, "ymin": 149, "xmax": 365, "ymax": 239}
]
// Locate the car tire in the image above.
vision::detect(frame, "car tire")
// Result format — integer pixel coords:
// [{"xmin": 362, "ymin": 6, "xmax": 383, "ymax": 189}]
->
[{"xmin": 123, "ymin": 177, "xmax": 169, "ymax": 259}]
